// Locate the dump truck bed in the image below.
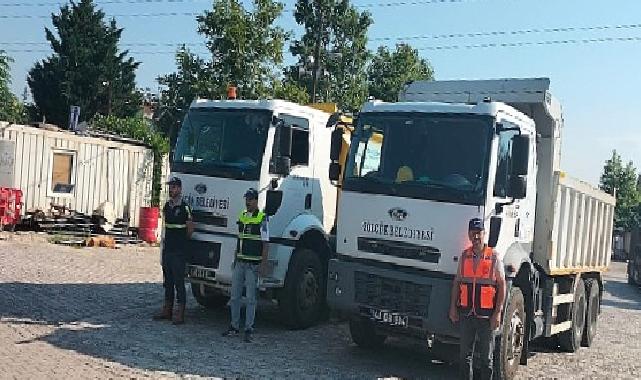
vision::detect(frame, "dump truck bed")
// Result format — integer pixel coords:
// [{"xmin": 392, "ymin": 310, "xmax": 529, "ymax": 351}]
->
[{"xmin": 537, "ymin": 172, "xmax": 616, "ymax": 275}]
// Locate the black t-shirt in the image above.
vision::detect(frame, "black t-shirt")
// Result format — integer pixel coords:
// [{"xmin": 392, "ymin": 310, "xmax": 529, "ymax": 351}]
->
[{"xmin": 163, "ymin": 200, "xmax": 192, "ymax": 253}]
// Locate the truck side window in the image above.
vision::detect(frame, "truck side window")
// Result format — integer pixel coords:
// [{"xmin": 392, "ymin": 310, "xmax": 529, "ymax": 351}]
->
[
  {"xmin": 270, "ymin": 114, "xmax": 310, "ymax": 171},
  {"xmin": 494, "ymin": 128, "xmax": 519, "ymax": 197}
]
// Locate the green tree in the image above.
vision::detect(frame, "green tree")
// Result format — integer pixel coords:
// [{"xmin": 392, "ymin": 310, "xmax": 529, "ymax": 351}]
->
[
  {"xmin": 197, "ymin": 0, "xmax": 288, "ymax": 98},
  {"xmin": 157, "ymin": 0, "xmax": 288, "ymax": 149},
  {"xmin": 0, "ymin": 51, "xmax": 26, "ymax": 124},
  {"xmin": 367, "ymin": 44, "xmax": 434, "ymax": 102},
  {"xmin": 156, "ymin": 49, "xmax": 213, "ymax": 148},
  {"xmin": 28, "ymin": 0, "xmax": 140, "ymax": 128},
  {"xmin": 600, "ymin": 150, "xmax": 640, "ymax": 229},
  {"xmin": 287, "ymin": 0, "xmax": 372, "ymax": 110}
]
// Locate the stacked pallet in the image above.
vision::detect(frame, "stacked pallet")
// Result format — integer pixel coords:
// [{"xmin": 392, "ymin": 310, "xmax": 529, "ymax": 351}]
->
[{"xmin": 24, "ymin": 210, "xmax": 144, "ymax": 247}]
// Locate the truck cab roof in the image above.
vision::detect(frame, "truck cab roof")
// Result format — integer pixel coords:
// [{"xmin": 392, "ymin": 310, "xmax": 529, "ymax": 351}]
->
[{"xmin": 189, "ymin": 99, "xmax": 331, "ymax": 124}]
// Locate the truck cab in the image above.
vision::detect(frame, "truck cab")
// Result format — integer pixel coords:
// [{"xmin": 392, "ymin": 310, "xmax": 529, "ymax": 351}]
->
[
  {"xmin": 170, "ymin": 97, "xmax": 346, "ymax": 328},
  {"xmin": 327, "ymin": 78, "xmax": 615, "ymax": 379}
]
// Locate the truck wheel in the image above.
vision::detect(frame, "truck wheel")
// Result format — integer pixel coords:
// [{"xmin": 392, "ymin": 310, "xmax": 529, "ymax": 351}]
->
[
  {"xmin": 581, "ymin": 279, "xmax": 600, "ymax": 347},
  {"xmin": 349, "ymin": 318, "xmax": 386, "ymax": 349},
  {"xmin": 191, "ymin": 283, "xmax": 229, "ymax": 309},
  {"xmin": 558, "ymin": 278, "xmax": 586, "ymax": 352},
  {"xmin": 495, "ymin": 287, "xmax": 525, "ymax": 380},
  {"xmin": 279, "ymin": 248, "xmax": 325, "ymax": 329}
]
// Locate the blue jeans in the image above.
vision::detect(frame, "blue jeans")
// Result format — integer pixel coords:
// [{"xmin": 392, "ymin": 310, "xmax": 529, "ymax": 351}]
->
[{"xmin": 230, "ymin": 260, "xmax": 259, "ymax": 332}]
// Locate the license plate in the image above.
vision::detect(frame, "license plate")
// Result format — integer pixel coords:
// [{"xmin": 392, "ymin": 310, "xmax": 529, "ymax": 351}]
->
[
  {"xmin": 370, "ymin": 309, "xmax": 409, "ymax": 327},
  {"xmin": 189, "ymin": 266, "xmax": 213, "ymax": 279}
]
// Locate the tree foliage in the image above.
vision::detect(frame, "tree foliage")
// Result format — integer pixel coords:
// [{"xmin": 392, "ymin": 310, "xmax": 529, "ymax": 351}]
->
[
  {"xmin": 600, "ymin": 150, "xmax": 640, "ymax": 229},
  {"xmin": 286, "ymin": 0, "xmax": 372, "ymax": 111},
  {"xmin": 156, "ymin": 0, "xmax": 288, "ymax": 149},
  {"xmin": 0, "ymin": 52, "xmax": 26, "ymax": 124},
  {"xmin": 368, "ymin": 44, "xmax": 434, "ymax": 102},
  {"xmin": 28, "ymin": 0, "xmax": 140, "ymax": 128}
]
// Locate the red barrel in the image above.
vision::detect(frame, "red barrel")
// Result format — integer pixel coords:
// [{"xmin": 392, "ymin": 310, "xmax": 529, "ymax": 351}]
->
[{"xmin": 139, "ymin": 206, "xmax": 160, "ymax": 243}]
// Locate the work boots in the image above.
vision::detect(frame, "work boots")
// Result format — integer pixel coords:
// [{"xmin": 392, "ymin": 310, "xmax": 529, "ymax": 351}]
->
[
  {"xmin": 172, "ymin": 303, "xmax": 185, "ymax": 325},
  {"xmin": 152, "ymin": 299, "xmax": 173, "ymax": 321}
]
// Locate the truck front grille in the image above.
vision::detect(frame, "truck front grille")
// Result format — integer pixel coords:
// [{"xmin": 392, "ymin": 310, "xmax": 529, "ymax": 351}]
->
[
  {"xmin": 188, "ymin": 240, "xmax": 221, "ymax": 269},
  {"xmin": 192, "ymin": 210, "xmax": 228, "ymax": 227},
  {"xmin": 354, "ymin": 271, "xmax": 430, "ymax": 317},
  {"xmin": 357, "ymin": 237, "xmax": 441, "ymax": 263}
]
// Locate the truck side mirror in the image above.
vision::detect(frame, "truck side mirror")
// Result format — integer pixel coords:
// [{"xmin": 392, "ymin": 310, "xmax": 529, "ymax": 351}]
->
[
  {"xmin": 330, "ymin": 128, "xmax": 343, "ymax": 162},
  {"xmin": 326, "ymin": 113, "xmax": 340, "ymax": 129},
  {"xmin": 488, "ymin": 216, "xmax": 502, "ymax": 248},
  {"xmin": 508, "ymin": 176, "xmax": 527, "ymax": 199},
  {"xmin": 511, "ymin": 135, "xmax": 530, "ymax": 176},
  {"xmin": 265, "ymin": 190, "xmax": 283, "ymax": 216},
  {"xmin": 273, "ymin": 124, "xmax": 293, "ymax": 176},
  {"xmin": 279, "ymin": 124, "xmax": 293, "ymax": 158},
  {"xmin": 274, "ymin": 157, "xmax": 291, "ymax": 176},
  {"xmin": 329, "ymin": 162, "xmax": 341, "ymax": 182}
]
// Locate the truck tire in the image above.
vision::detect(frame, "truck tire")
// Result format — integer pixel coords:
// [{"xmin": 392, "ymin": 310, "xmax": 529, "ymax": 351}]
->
[
  {"xmin": 581, "ymin": 279, "xmax": 599, "ymax": 347},
  {"xmin": 279, "ymin": 248, "xmax": 325, "ymax": 329},
  {"xmin": 558, "ymin": 278, "xmax": 586, "ymax": 352},
  {"xmin": 495, "ymin": 287, "xmax": 525, "ymax": 380},
  {"xmin": 191, "ymin": 283, "xmax": 229, "ymax": 309},
  {"xmin": 349, "ymin": 318, "xmax": 386, "ymax": 349}
]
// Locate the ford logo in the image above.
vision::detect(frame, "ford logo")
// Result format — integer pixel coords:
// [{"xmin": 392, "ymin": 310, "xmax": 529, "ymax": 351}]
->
[
  {"xmin": 194, "ymin": 183, "xmax": 207, "ymax": 195},
  {"xmin": 388, "ymin": 207, "xmax": 408, "ymax": 221}
]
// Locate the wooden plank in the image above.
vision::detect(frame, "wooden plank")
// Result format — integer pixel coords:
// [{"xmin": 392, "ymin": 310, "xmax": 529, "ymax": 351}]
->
[
  {"xmin": 552, "ymin": 293, "xmax": 575, "ymax": 306},
  {"xmin": 550, "ymin": 321, "xmax": 572, "ymax": 335}
]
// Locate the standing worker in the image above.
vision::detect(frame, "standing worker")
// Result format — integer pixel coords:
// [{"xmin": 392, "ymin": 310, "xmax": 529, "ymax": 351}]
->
[
  {"xmin": 449, "ymin": 218, "xmax": 507, "ymax": 380},
  {"xmin": 222, "ymin": 188, "xmax": 270, "ymax": 343},
  {"xmin": 152, "ymin": 177, "xmax": 194, "ymax": 325}
]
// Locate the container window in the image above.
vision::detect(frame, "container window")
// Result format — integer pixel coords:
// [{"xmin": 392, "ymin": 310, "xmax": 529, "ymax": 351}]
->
[{"xmin": 51, "ymin": 152, "xmax": 75, "ymax": 194}]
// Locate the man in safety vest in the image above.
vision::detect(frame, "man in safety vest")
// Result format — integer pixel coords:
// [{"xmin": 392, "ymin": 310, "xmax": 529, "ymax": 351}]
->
[
  {"xmin": 222, "ymin": 188, "xmax": 270, "ymax": 343},
  {"xmin": 449, "ymin": 218, "xmax": 507, "ymax": 380},
  {"xmin": 153, "ymin": 176, "xmax": 194, "ymax": 325}
]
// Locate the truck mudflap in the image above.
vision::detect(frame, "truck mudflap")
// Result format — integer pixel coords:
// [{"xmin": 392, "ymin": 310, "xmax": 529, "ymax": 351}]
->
[{"xmin": 327, "ymin": 257, "xmax": 459, "ymax": 339}]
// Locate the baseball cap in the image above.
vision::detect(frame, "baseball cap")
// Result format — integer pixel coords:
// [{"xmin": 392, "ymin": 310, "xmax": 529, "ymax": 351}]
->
[
  {"xmin": 167, "ymin": 177, "xmax": 182, "ymax": 186},
  {"xmin": 468, "ymin": 218, "xmax": 485, "ymax": 231},
  {"xmin": 244, "ymin": 188, "xmax": 259, "ymax": 200}
]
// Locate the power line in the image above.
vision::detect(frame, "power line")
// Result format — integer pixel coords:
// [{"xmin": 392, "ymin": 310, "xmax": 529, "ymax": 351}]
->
[
  {"xmin": 0, "ymin": 0, "xmax": 481, "ymax": 17},
  {"xmin": 1, "ymin": 48, "xmax": 210, "ymax": 54},
  {"xmin": 4, "ymin": 36, "xmax": 641, "ymax": 54},
  {"xmin": 0, "ymin": 0, "xmax": 207, "ymax": 6},
  {"xmin": 4, "ymin": 22, "xmax": 641, "ymax": 46},
  {"xmin": 1, "ymin": 42, "xmax": 205, "ymax": 47},
  {"xmin": 417, "ymin": 36, "xmax": 641, "ymax": 50},
  {"xmin": 371, "ymin": 23, "xmax": 641, "ymax": 41}
]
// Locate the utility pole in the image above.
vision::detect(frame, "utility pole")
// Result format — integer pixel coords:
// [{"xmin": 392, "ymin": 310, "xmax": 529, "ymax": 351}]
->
[{"xmin": 311, "ymin": 0, "xmax": 323, "ymax": 104}]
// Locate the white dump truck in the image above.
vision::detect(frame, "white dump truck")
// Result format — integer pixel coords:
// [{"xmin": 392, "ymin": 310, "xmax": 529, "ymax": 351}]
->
[
  {"xmin": 326, "ymin": 78, "xmax": 616, "ymax": 379},
  {"xmin": 169, "ymin": 93, "xmax": 351, "ymax": 328}
]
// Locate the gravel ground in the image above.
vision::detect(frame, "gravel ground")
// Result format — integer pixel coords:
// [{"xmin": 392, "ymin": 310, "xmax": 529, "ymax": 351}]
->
[{"xmin": 1, "ymin": 234, "xmax": 640, "ymax": 379}]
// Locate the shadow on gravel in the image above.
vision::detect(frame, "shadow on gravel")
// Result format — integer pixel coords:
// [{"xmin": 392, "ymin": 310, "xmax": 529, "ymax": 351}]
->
[
  {"xmin": 0, "ymin": 282, "xmax": 455, "ymax": 379},
  {"xmin": 601, "ymin": 277, "xmax": 641, "ymax": 311}
]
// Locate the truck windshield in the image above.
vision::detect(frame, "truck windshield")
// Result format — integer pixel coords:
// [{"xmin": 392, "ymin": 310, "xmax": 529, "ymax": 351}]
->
[
  {"xmin": 172, "ymin": 108, "xmax": 272, "ymax": 180},
  {"xmin": 344, "ymin": 112, "xmax": 493, "ymax": 205}
]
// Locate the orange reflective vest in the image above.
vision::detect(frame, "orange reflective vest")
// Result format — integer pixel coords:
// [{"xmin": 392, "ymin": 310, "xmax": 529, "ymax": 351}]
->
[{"xmin": 457, "ymin": 246, "xmax": 498, "ymax": 318}]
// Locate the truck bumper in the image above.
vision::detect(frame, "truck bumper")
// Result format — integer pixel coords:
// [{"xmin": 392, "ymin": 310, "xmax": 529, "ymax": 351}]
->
[
  {"xmin": 185, "ymin": 233, "xmax": 286, "ymax": 292},
  {"xmin": 327, "ymin": 256, "xmax": 460, "ymax": 340}
]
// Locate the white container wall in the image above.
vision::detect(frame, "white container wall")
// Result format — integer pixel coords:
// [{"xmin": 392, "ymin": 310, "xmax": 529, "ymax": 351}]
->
[
  {"xmin": 0, "ymin": 123, "xmax": 157, "ymax": 226},
  {"xmin": 537, "ymin": 171, "xmax": 616, "ymax": 275}
]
